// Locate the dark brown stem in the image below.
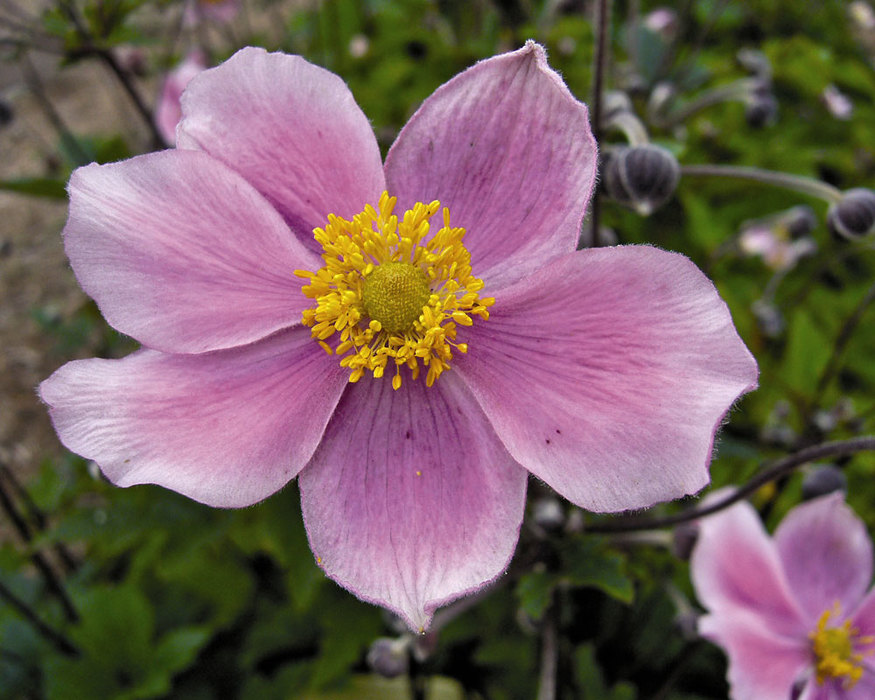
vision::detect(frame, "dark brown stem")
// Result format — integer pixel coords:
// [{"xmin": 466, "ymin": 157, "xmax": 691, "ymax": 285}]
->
[
  {"xmin": 586, "ymin": 0, "xmax": 611, "ymax": 249},
  {"xmin": 0, "ymin": 466, "xmax": 78, "ymax": 622},
  {"xmin": 0, "ymin": 578, "xmax": 78, "ymax": 657},
  {"xmin": 586, "ymin": 436, "xmax": 875, "ymax": 533},
  {"xmin": 810, "ymin": 280, "xmax": 875, "ymax": 411},
  {"xmin": 56, "ymin": 0, "xmax": 167, "ymax": 148},
  {"xmin": 0, "ymin": 465, "xmax": 78, "ymax": 573}
]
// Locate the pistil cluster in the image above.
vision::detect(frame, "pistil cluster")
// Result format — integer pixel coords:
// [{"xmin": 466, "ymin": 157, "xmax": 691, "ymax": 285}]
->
[{"xmin": 296, "ymin": 191, "xmax": 493, "ymax": 389}]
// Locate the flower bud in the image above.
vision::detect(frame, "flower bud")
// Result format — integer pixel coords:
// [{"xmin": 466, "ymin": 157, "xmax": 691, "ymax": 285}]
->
[
  {"xmin": 782, "ymin": 205, "xmax": 818, "ymax": 239},
  {"xmin": 602, "ymin": 144, "xmax": 680, "ymax": 215},
  {"xmin": 672, "ymin": 522, "xmax": 699, "ymax": 561},
  {"xmin": 736, "ymin": 48, "xmax": 772, "ymax": 80},
  {"xmin": 801, "ymin": 465, "xmax": 847, "ymax": 500},
  {"xmin": 827, "ymin": 188, "xmax": 875, "ymax": 240},
  {"xmin": 0, "ymin": 98, "xmax": 13, "ymax": 128},
  {"xmin": 745, "ymin": 92, "xmax": 778, "ymax": 127},
  {"xmin": 532, "ymin": 497, "xmax": 564, "ymax": 533},
  {"xmin": 367, "ymin": 637, "xmax": 409, "ymax": 678},
  {"xmin": 603, "ymin": 90, "xmax": 633, "ymax": 122}
]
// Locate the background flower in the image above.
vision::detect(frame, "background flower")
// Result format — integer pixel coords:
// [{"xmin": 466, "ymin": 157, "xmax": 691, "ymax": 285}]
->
[{"xmin": 691, "ymin": 493, "xmax": 875, "ymax": 699}]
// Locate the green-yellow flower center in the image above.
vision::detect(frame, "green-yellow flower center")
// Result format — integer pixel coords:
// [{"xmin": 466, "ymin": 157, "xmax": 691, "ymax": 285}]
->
[
  {"xmin": 295, "ymin": 191, "xmax": 493, "ymax": 390},
  {"xmin": 361, "ymin": 262, "xmax": 432, "ymax": 334},
  {"xmin": 810, "ymin": 604, "xmax": 873, "ymax": 687}
]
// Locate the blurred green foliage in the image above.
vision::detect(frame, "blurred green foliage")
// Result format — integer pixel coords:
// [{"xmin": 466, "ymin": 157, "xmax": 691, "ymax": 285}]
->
[{"xmin": 2, "ymin": 0, "xmax": 875, "ymax": 698}]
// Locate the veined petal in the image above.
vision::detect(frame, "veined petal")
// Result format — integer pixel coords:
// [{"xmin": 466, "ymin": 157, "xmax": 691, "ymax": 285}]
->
[
  {"xmin": 774, "ymin": 493, "xmax": 873, "ymax": 620},
  {"xmin": 698, "ymin": 612, "xmax": 810, "ymax": 700},
  {"xmin": 299, "ymin": 371, "xmax": 528, "ymax": 632},
  {"xmin": 456, "ymin": 246, "xmax": 758, "ymax": 512},
  {"xmin": 384, "ymin": 41, "xmax": 597, "ymax": 291},
  {"xmin": 690, "ymin": 499, "xmax": 808, "ymax": 638},
  {"xmin": 849, "ymin": 588, "xmax": 875, "ymax": 643},
  {"xmin": 39, "ymin": 327, "xmax": 347, "ymax": 508},
  {"xmin": 177, "ymin": 46, "xmax": 385, "ymax": 251},
  {"xmin": 65, "ymin": 149, "xmax": 317, "ymax": 354}
]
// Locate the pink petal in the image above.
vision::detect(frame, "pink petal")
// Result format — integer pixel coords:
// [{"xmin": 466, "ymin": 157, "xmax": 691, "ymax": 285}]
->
[
  {"xmin": 177, "ymin": 47, "xmax": 385, "ymax": 249},
  {"xmin": 39, "ymin": 328, "xmax": 346, "ymax": 508},
  {"xmin": 65, "ymin": 149, "xmax": 316, "ymax": 354},
  {"xmin": 796, "ymin": 682, "xmax": 831, "ymax": 700},
  {"xmin": 698, "ymin": 612, "xmax": 809, "ymax": 700},
  {"xmin": 691, "ymin": 498, "xmax": 808, "ymax": 638},
  {"xmin": 850, "ymin": 587, "xmax": 875, "ymax": 641},
  {"xmin": 384, "ymin": 41, "xmax": 597, "ymax": 291},
  {"xmin": 455, "ymin": 246, "xmax": 758, "ymax": 512},
  {"xmin": 299, "ymin": 371, "xmax": 528, "ymax": 631},
  {"xmin": 155, "ymin": 51, "xmax": 207, "ymax": 145},
  {"xmin": 845, "ymin": 674, "xmax": 875, "ymax": 700},
  {"xmin": 774, "ymin": 494, "xmax": 873, "ymax": 620}
]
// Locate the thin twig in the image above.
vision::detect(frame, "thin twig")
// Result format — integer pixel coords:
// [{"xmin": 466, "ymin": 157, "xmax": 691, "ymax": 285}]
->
[
  {"xmin": 20, "ymin": 53, "xmax": 92, "ymax": 166},
  {"xmin": 0, "ymin": 578, "xmax": 78, "ymax": 657},
  {"xmin": 811, "ymin": 280, "xmax": 875, "ymax": 409},
  {"xmin": 57, "ymin": 0, "xmax": 166, "ymax": 148},
  {"xmin": 535, "ymin": 601, "xmax": 558, "ymax": 700},
  {"xmin": 0, "ymin": 465, "xmax": 78, "ymax": 573},
  {"xmin": 586, "ymin": 436, "xmax": 875, "ymax": 533},
  {"xmin": 0, "ymin": 465, "xmax": 78, "ymax": 622},
  {"xmin": 586, "ymin": 0, "xmax": 611, "ymax": 249}
]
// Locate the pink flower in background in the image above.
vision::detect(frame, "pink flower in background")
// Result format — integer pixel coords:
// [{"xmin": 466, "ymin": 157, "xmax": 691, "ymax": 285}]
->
[
  {"xmin": 184, "ymin": 0, "xmax": 239, "ymax": 27},
  {"xmin": 691, "ymin": 493, "xmax": 875, "ymax": 699},
  {"xmin": 40, "ymin": 44, "xmax": 757, "ymax": 630},
  {"xmin": 155, "ymin": 51, "xmax": 208, "ymax": 145}
]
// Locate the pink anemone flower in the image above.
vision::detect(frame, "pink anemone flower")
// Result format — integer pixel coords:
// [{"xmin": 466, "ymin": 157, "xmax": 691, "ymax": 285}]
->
[
  {"xmin": 40, "ymin": 43, "xmax": 757, "ymax": 631},
  {"xmin": 690, "ymin": 493, "xmax": 875, "ymax": 698},
  {"xmin": 155, "ymin": 50, "xmax": 208, "ymax": 146}
]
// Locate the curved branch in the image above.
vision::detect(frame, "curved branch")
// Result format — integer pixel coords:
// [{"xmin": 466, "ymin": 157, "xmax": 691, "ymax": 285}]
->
[{"xmin": 586, "ymin": 436, "xmax": 875, "ymax": 534}]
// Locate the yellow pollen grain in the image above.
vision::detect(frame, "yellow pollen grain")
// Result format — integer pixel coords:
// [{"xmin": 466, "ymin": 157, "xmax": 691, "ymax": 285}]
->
[
  {"xmin": 810, "ymin": 603, "xmax": 874, "ymax": 688},
  {"xmin": 296, "ymin": 191, "xmax": 492, "ymax": 389}
]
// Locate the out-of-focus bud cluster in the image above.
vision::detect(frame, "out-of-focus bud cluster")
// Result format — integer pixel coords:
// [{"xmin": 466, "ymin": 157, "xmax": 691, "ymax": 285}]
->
[
  {"xmin": 367, "ymin": 637, "xmax": 410, "ymax": 678},
  {"xmin": 801, "ymin": 464, "xmax": 848, "ymax": 500},
  {"xmin": 738, "ymin": 206, "xmax": 818, "ymax": 271},
  {"xmin": 827, "ymin": 188, "xmax": 875, "ymax": 240},
  {"xmin": 736, "ymin": 49, "xmax": 778, "ymax": 127},
  {"xmin": 601, "ymin": 144, "xmax": 680, "ymax": 215}
]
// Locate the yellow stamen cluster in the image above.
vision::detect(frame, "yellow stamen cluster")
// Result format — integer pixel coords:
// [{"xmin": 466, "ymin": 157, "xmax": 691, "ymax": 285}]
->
[
  {"xmin": 295, "ymin": 191, "xmax": 493, "ymax": 390},
  {"xmin": 810, "ymin": 604, "xmax": 874, "ymax": 687}
]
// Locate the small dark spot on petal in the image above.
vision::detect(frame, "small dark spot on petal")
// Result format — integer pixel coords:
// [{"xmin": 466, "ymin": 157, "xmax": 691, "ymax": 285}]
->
[
  {"xmin": 406, "ymin": 430, "xmax": 412, "ymax": 439},
  {"xmin": 555, "ymin": 429, "xmax": 561, "ymax": 434},
  {"xmin": 545, "ymin": 439, "xmax": 551, "ymax": 445}
]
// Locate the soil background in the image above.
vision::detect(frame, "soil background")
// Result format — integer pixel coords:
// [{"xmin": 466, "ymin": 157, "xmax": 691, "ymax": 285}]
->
[{"xmin": 1, "ymin": 54, "xmax": 149, "ymax": 482}]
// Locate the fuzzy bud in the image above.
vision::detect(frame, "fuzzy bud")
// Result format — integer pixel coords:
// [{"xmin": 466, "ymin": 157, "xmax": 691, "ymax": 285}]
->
[
  {"xmin": 745, "ymin": 92, "xmax": 778, "ymax": 127},
  {"xmin": 783, "ymin": 205, "xmax": 818, "ymax": 239},
  {"xmin": 801, "ymin": 465, "xmax": 848, "ymax": 500},
  {"xmin": 602, "ymin": 144, "xmax": 680, "ymax": 215},
  {"xmin": 603, "ymin": 90, "xmax": 634, "ymax": 122},
  {"xmin": 672, "ymin": 522, "xmax": 699, "ymax": 561},
  {"xmin": 367, "ymin": 638, "xmax": 409, "ymax": 678},
  {"xmin": 532, "ymin": 497, "xmax": 564, "ymax": 533},
  {"xmin": 0, "ymin": 98, "xmax": 12, "ymax": 128},
  {"xmin": 827, "ymin": 188, "xmax": 875, "ymax": 240}
]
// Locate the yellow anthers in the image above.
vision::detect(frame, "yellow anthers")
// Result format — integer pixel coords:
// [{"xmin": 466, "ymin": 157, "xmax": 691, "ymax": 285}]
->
[
  {"xmin": 296, "ymin": 191, "xmax": 493, "ymax": 389},
  {"xmin": 810, "ymin": 604, "xmax": 874, "ymax": 688}
]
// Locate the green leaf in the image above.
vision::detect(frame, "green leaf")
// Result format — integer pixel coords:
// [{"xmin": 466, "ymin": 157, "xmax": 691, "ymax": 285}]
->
[
  {"xmin": 0, "ymin": 178, "xmax": 67, "ymax": 199},
  {"xmin": 574, "ymin": 644, "xmax": 637, "ymax": 700},
  {"xmin": 515, "ymin": 569, "xmax": 554, "ymax": 622},
  {"xmin": 299, "ymin": 674, "xmax": 464, "ymax": 700},
  {"xmin": 561, "ymin": 538, "xmax": 635, "ymax": 604}
]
